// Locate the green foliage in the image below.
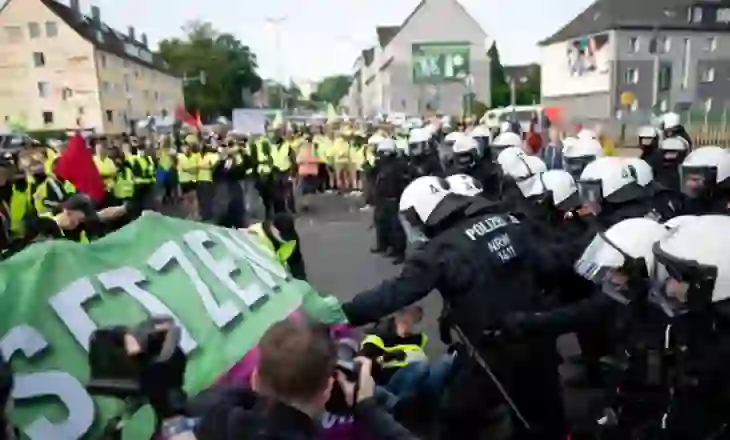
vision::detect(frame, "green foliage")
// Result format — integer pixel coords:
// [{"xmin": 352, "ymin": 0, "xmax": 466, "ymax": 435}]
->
[
  {"xmin": 314, "ymin": 75, "xmax": 351, "ymax": 105},
  {"xmin": 157, "ymin": 20, "xmax": 262, "ymax": 121},
  {"xmin": 516, "ymin": 65, "xmax": 541, "ymax": 105},
  {"xmin": 264, "ymin": 82, "xmax": 302, "ymax": 109},
  {"xmin": 487, "ymin": 42, "xmax": 510, "ymax": 108}
]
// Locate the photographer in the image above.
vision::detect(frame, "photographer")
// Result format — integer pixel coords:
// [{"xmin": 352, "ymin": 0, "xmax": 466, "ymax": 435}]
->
[{"xmin": 120, "ymin": 318, "xmax": 418, "ymax": 440}]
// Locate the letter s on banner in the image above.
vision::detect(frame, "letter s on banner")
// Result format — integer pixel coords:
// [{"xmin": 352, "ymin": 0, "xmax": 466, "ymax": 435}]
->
[{"xmin": 1, "ymin": 325, "xmax": 94, "ymax": 440}]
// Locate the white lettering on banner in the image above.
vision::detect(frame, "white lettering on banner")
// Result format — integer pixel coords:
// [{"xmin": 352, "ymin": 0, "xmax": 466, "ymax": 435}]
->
[
  {"xmin": 464, "ymin": 216, "xmax": 508, "ymax": 241},
  {"xmin": 1, "ymin": 325, "xmax": 94, "ymax": 440},
  {"xmin": 185, "ymin": 230, "xmax": 266, "ymax": 307},
  {"xmin": 321, "ymin": 412, "xmax": 354, "ymax": 429},
  {"xmin": 48, "ymin": 277, "xmax": 101, "ymax": 352},
  {"xmin": 210, "ymin": 229, "xmax": 289, "ymax": 291},
  {"xmin": 97, "ymin": 267, "xmax": 198, "ymax": 353},
  {"xmin": 486, "ymin": 233, "xmax": 517, "ymax": 263},
  {"xmin": 149, "ymin": 239, "xmax": 242, "ymax": 329}
]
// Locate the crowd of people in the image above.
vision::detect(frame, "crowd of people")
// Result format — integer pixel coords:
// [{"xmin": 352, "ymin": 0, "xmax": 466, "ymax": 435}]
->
[{"xmin": 2, "ymin": 108, "xmax": 730, "ymax": 440}]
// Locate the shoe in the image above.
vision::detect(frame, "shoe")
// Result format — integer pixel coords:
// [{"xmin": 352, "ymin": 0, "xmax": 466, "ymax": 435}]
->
[{"xmin": 370, "ymin": 247, "xmax": 387, "ymax": 254}]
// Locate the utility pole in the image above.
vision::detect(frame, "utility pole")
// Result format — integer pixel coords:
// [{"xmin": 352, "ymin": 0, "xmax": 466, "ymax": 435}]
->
[{"xmin": 266, "ymin": 16, "xmax": 287, "ymax": 110}]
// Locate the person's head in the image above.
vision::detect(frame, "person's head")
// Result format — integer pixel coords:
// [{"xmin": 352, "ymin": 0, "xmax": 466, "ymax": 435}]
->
[
  {"xmin": 393, "ymin": 305, "xmax": 423, "ymax": 335},
  {"xmin": 59, "ymin": 194, "xmax": 97, "ymax": 229},
  {"xmin": 252, "ymin": 319, "xmax": 337, "ymax": 416},
  {"xmin": 548, "ymin": 126, "xmax": 561, "ymax": 144}
]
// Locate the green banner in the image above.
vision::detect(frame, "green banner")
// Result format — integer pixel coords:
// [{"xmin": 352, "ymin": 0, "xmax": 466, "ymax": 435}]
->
[
  {"xmin": 0, "ymin": 213, "xmax": 343, "ymax": 439},
  {"xmin": 412, "ymin": 42, "xmax": 470, "ymax": 83}
]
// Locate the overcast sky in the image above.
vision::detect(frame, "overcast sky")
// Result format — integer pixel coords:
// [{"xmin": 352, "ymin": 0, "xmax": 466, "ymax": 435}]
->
[{"xmin": 81, "ymin": 0, "xmax": 592, "ymax": 82}]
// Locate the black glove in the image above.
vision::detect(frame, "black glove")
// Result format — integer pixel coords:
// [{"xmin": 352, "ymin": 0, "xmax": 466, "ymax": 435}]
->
[
  {"xmin": 139, "ymin": 346, "xmax": 188, "ymax": 419},
  {"xmin": 501, "ymin": 311, "xmax": 531, "ymax": 338}
]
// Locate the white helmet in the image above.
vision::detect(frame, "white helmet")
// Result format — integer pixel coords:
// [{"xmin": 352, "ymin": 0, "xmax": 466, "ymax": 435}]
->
[
  {"xmin": 499, "ymin": 121, "xmax": 513, "ymax": 134},
  {"xmin": 662, "ymin": 112, "xmax": 681, "ymax": 130},
  {"xmin": 446, "ymin": 173, "xmax": 483, "ymax": 196},
  {"xmin": 493, "ymin": 132, "xmax": 522, "ymax": 148},
  {"xmin": 534, "ymin": 169, "xmax": 580, "ymax": 210},
  {"xmin": 660, "ymin": 137, "xmax": 689, "ymax": 152},
  {"xmin": 444, "ymin": 131, "xmax": 465, "ymax": 144},
  {"xmin": 399, "ymin": 177, "xmax": 471, "ymax": 240},
  {"xmin": 408, "ymin": 127, "xmax": 430, "ymax": 144},
  {"xmin": 575, "ymin": 217, "xmax": 670, "ymax": 304},
  {"xmin": 563, "ymin": 138, "xmax": 606, "ymax": 178},
  {"xmin": 577, "ymin": 129, "xmax": 597, "ymax": 140},
  {"xmin": 368, "ymin": 133, "xmax": 385, "ymax": 145},
  {"xmin": 496, "ymin": 146, "xmax": 527, "ymax": 168},
  {"xmin": 663, "ymin": 215, "xmax": 698, "ymax": 230},
  {"xmin": 638, "ymin": 125, "xmax": 659, "ymax": 139},
  {"xmin": 680, "ymin": 146, "xmax": 730, "ymax": 197},
  {"xmin": 562, "ymin": 137, "xmax": 579, "ymax": 149},
  {"xmin": 650, "ymin": 215, "xmax": 730, "ymax": 315},
  {"xmin": 376, "ymin": 138, "xmax": 397, "ymax": 154},
  {"xmin": 470, "ymin": 125, "xmax": 490, "ymax": 138},
  {"xmin": 501, "ymin": 154, "xmax": 547, "ymax": 197},
  {"xmin": 624, "ymin": 157, "xmax": 654, "ymax": 186},
  {"xmin": 578, "ymin": 157, "xmax": 642, "ymax": 214},
  {"xmin": 452, "ymin": 136, "xmax": 479, "ymax": 154}
]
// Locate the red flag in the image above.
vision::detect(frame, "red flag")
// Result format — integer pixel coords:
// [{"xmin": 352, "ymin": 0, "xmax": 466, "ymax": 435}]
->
[
  {"xmin": 174, "ymin": 106, "xmax": 199, "ymax": 128},
  {"xmin": 194, "ymin": 110, "xmax": 202, "ymax": 128},
  {"xmin": 54, "ymin": 134, "xmax": 105, "ymax": 204}
]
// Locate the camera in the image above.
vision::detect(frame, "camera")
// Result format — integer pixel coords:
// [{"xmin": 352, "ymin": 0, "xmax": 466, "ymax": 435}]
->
[
  {"xmin": 86, "ymin": 317, "xmax": 181, "ymax": 398},
  {"xmin": 326, "ymin": 338, "xmax": 362, "ymax": 415}
]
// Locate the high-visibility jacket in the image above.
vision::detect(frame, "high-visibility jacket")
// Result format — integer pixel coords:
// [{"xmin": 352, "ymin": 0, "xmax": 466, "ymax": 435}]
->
[
  {"xmin": 273, "ymin": 143, "xmax": 292, "ymax": 172},
  {"xmin": 32, "ymin": 177, "xmax": 76, "ymax": 216},
  {"xmin": 254, "ymin": 140, "xmax": 274, "ymax": 175},
  {"xmin": 9, "ymin": 182, "xmax": 30, "ymax": 237},
  {"xmin": 94, "ymin": 156, "xmax": 117, "ymax": 191},
  {"xmin": 177, "ymin": 153, "xmax": 199, "ymax": 183},
  {"xmin": 245, "ymin": 222, "xmax": 296, "ymax": 268},
  {"xmin": 197, "ymin": 152, "xmax": 219, "ymax": 182},
  {"xmin": 39, "ymin": 213, "xmax": 89, "ymax": 243},
  {"xmin": 114, "ymin": 166, "xmax": 135, "ymax": 200},
  {"xmin": 360, "ymin": 333, "xmax": 428, "ymax": 369}
]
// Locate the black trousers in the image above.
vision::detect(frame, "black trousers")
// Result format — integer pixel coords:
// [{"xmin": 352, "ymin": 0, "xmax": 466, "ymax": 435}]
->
[
  {"xmin": 256, "ymin": 174, "xmax": 275, "ymax": 219},
  {"xmin": 441, "ymin": 341, "xmax": 567, "ymax": 440},
  {"xmin": 220, "ymin": 180, "xmax": 245, "ymax": 229},
  {"xmin": 196, "ymin": 181, "xmax": 215, "ymax": 222},
  {"xmin": 273, "ymin": 171, "xmax": 295, "ymax": 215},
  {"xmin": 373, "ymin": 198, "xmax": 405, "ymax": 255}
]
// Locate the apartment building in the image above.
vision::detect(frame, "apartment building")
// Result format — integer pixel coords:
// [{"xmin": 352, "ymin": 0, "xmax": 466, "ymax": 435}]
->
[
  {"xmin": 344, "ymin": 0, "xmax": 491, "ymax": 118},
  {"xmin": 0, "ymin": 0, "xmax": 184, "ymax": 134},
  {"xmin": 539, "ymin": 0, "xmax": 730, "ymax": 122}
]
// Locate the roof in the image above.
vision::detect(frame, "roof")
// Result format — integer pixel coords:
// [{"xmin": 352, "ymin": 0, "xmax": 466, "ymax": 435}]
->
[
  {"xmin": 376, "ymin": 26, "xmax": 400, "ymax": 48},
  {"xmin": 39, "ymin": 0, "xmax": 177, "ymax": 76},
  {"xmin": 539, "ymin": 0, "xmax": 730, "ymax": 46}
]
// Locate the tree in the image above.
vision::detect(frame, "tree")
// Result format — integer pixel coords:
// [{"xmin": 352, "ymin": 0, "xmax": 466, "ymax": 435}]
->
[
  {"xmin": 517, "ymin": 64, "xmax": 541, "ymax": 105},
  {"xmin": 264, "ymin": 82, "xmax": 302, "ymax": 109},
  {"xmin": 314, "ymin": 75, "xmax": 351, "ymax": 105},
  {"xmin": 487, "ymin": 42, "xmax": 510, "ymax": 108},
  {"xmin": 157, "ymin": 20, "xmax": 262, "ymax": 121}
]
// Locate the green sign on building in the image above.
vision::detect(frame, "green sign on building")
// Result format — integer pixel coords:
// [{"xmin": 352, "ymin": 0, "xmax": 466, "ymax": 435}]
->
[{"xmin": 412, "ymin": 42, "xmax": 470, "ymax": 83}]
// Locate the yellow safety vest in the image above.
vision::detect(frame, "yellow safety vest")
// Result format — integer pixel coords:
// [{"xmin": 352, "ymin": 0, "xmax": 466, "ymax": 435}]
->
[
  {"xmin": 94, "ymin": 156, "xmax": 117, "ymax": 191},
  {"xmin": 177, "ymin": 153, "xmax": 198, "ymax": 183},
  {"xmin": 360, "ymin": 334, "xmax": 428, "ymax": 369},
  {"xmin": 255, "ymin": 141, "xmax": 273, "ymax": 175},
  {"xmin": 9, "ymin": 183, "xmax": 30, "ymax": 237},
  {"xmin": 39, "ymin": 213, "xmax": 89, "ymax": 243},
  {"xmin": 158, "ymin": 150, "xmax": 173, "ymax": 171},
  {"xmin": 114, "ymin": 166, "xmax": 135, "ymax": 199},
  {"xmin": 246, "ymin": 222, "xmax": 296, "ymax": 267},
  {"xmin": 32, "ymin": 177, "xmax": 76, "ymax": 216},
  {"xmin": 197, "ymin": 152, "xmax": 219, "ymax": 182},
  {"xmin": 273, "ymin": 143, "xmax": 292, "ymax": 172}
]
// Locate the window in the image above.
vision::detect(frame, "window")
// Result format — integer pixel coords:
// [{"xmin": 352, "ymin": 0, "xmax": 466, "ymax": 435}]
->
[
  {"xmin": 123, "ymin": 60, "xmax": 129, "ymax": 69},
  {"xmin": 78, "ymin": 106, "xmax": 85, "ymax": 115},
  {"xmin": 105, "ymin": 110, "xmax": 114, "ymax": 122},
  {"xmin": 62, "ymin": 87, "xmax": 73, "ymax": 100},
  {"xmin": 154, "ymin": 91, "xmax": 159, "ymax": 101},
  {"xmin": 701, "ymin": 67, "xmax": 715, "ymax": 82},
  {"xmin": 717, "ymin": 7, "xmax": 730, "ymax": 23},
  {"xmin": 37, "ymin": 82, "xmax": 49, "ymax": 97},
  {"xmin": 45, "ymin": 21, "xmax": 58, "ymax": 37},
  {"xmin": 693, "ymin": 6, "xmax": 703, "ymax": 23},
  {"xmin": 705, "ymin": 98, "xmax": 713, "ymax": 113},
  {"xmin": 631, "ymin": 100, "xmax": 639, "ymax": 111},
  {"xmin": 662, "ymin": 37, "xmax": 671, "ymax": 53},
  {"xmin": 28, "ymin": 22, "xmax": 41, "ymax": 39},
  {"xmin": 650, "ymin": 36, "xmax": 670, "ymax": 54},
  {"xmin": 629, "ymin": 37, "xmax": 640, "ymax": 53},
  {"xmin": 42, "ymin": 111, "xmax": 53, "ymax": 125},
  {"xmin": 624, "ymin": 68, "xmax": 639, "ymax": 84},
  {"xmin": 705, "ymin": 37, "xmax": 718, "ymax": 52},
  {"xmin": 102, "ymin": 81, "xmax": 111, "ymax": 92},
  {"xmin": 4, "ymin": 26, "xmax": 22, "ymax": 43},
  {"xmin": 658, "ymin": 64, "xmax": 672, "ymax": 91},
  {"xmin": 95, "ymin": 30, "xmax": 105, "ymax": 43},
  {"xmin": 32, "ymin": 52, "xmax": 45, "ymax": 67},
  {"xmin": 99, "ymin": 54, "xmax": 107, "ymax": 68},
  {"xmin": 682, "ymin": 38, "xmax": 691, "ymax": 89},
  {"xmin": 143, "ymin": 90, "xmax": 149, "ymax": 99},
  {"xmin": 660, "ymin": 99, "xmax": 668, "ymax": 112}
]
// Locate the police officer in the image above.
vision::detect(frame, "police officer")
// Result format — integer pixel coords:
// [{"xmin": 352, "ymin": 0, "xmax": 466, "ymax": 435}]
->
[
  {"xmin": 406, "ymin": 128, "xmax": 442, "ymax": 178},
  {"xmin": 637, "ymin": 125, "xmax": 662, "ymax": 177},
  {"xmin": 370, "ymin": 138, "xmax": 410, "ymax": 264},
  {"xmin": 624, "ymin": 157, "xmax": 679, "ymax": 220},
  {"xmin": 660, "ymin": 111, "xmax": 693, "ymax": 149},
  {"xmin": 342, "ymin": 176, "xmax": 579, "ymax": 440},
  {"xmin": 656, "ymin": 137, "xmax": 690, "ymax": 191},
  {"xmin": 449, "ymin": 136, "xmax": 501, "ymax": 200},
  {"xmin": 563, "ymin": 137, "xmax": 605, "ymax": 180},
  {"xmin": 677, "ymin": 146, "xmax": 730, "ymax": 215}
]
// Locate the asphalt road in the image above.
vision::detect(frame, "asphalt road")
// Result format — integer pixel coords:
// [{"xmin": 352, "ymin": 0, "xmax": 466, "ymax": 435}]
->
[{"xmin": 295, "ymin": 193, "xmax": 601, "ymax": 427}]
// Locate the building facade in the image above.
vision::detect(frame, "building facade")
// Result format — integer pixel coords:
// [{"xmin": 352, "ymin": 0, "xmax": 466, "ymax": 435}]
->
[
  {"xmin": 0, "ymin": 0, "xmax": 184, "ymax": 134},
  {"xmin": 344, "ymin": 0, "xmax": 491, "ymax": 118},
  {"xmin": 540, "ymin": 0, "xmax": 730, "ymax": 124}
]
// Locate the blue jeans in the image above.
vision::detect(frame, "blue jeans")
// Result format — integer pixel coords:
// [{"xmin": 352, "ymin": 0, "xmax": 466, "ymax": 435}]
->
[{"xmin": 378, "ymin": 355, "xmax": 455, "ymax": 410}]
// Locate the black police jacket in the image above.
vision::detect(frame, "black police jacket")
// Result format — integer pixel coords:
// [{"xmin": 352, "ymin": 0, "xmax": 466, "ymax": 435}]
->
[
  {"xmin": 373, "ymin": 156, "xmax": 410, "ymax": 200},
  {"xmin": 190, "ymin": 384, "xmax": 418, "ymax": 440},
  {"xmin": 342, "ymin": 202, "xmax": 579, "ymax": 342}
]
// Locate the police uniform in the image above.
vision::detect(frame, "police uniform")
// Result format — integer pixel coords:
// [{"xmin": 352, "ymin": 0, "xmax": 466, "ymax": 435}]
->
[{"xmin": 343, "ymin": 198, "xmax": 577, "ymax": 439}]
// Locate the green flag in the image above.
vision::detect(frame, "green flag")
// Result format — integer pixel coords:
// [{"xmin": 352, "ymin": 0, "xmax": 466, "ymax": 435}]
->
[{"xmin": 0, "ymin": 213, "xmax": 345, "ymax": 439}]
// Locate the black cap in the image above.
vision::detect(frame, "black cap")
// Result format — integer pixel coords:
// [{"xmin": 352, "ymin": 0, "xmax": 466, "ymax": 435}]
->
[{"xmin": 62, "ymin": 193, "xmax": 98, "ymax": 220}]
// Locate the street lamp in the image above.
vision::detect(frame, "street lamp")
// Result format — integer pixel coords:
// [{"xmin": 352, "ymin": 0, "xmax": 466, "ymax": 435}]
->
[
  {"xmin": 183, "ymin": 71, "xmax": 207, "ymax": 86},
  {"xmin": 266, "ymin": 16, "xmax": 287, "ymax": 109}
]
